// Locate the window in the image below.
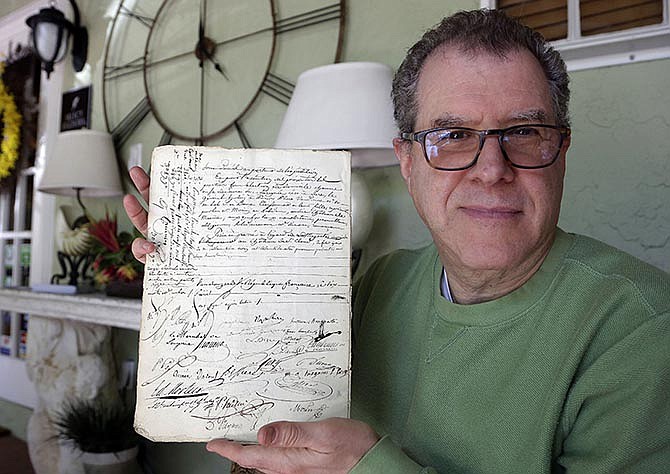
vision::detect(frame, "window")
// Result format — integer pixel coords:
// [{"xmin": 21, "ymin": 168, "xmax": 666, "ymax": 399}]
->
[
  {"xmin": 482, "ymin": 0, "xmax": 670, "ymax": 70},
  {"xmin": 0, "ymin": 45, "xmax": 39, "ymax": 409},
  {"xmin": 1, "ymin": 154, "xmax": 34, "ymax": 360}
]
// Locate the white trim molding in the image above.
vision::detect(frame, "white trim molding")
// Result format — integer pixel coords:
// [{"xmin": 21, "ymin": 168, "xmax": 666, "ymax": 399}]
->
[
  {"xmin": 481, "ymin": 0, "xmax": 670, "ymax": 71},
  {"xmin": 0, "ymin": 289, "xmax": 141, "ymax": 330},
  {"xmin": 555, "ymin": 23, "xmax": 670, "ymax": 71}
]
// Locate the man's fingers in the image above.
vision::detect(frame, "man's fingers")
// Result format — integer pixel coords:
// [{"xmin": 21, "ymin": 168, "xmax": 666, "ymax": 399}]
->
[
  {"xmin": 207, "ymin": 419, "xmax": 380, "ymax": 473},
  {"xmin": 123, "ymin": 194, "xmax": 148, "ymax": 237},
  {"xmin": 206, "ymin": 439, "xmax": 246, "ymax": 459},
  {"xmin": 206, "ymin": 440, "xmax": 280, "ymax": 472},
  {"xmin": 206, "ymin": 439, "xmax": 318, "ymax": 474},
  {"xmin": 131, "ymin": 237, "xmax": 155, "ymax": 264},
  {"xmin": 128, "ymin": 166, "xmax": 150, "ymax": 205},
  {"xmin": 124, "ymin": 168, "xmax": 155, "ymax": 264},
  {"xmin": 258, "ymin": 418, "xmax": 380, "ymax": 460}
]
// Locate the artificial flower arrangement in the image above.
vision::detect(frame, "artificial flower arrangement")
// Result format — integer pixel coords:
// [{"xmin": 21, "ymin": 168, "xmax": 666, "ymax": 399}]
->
[
  {"xmin": 87, "ymin": 212, "xmax": 144, "ymax": 291},
  {"xmin": 0, "ymin": 61, "xmax": 22, "ymax": 180}
]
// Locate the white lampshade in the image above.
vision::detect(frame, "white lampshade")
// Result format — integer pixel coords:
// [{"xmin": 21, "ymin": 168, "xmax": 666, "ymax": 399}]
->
[
  {"xmin": 275, "ymin": 62, "xmax": 397, "ymax": 168},
  {"xmin": 38, "ymin": 130, "xmax": 123, "ymax": 197}
]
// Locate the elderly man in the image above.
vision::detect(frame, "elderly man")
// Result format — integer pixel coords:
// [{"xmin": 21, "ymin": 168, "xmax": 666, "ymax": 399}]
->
[{"xmin": 125, "ymin": 9, "xmax": 670, "ymax": 474}]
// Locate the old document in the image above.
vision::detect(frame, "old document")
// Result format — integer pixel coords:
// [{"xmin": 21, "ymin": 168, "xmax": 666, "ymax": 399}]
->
[{"xmin": 135, "ymin": 146, "xmax": 351, "ymax": 442}]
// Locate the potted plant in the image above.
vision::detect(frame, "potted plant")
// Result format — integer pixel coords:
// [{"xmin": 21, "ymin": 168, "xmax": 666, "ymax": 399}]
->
[{"xmin": 52, "ymin": 395, "xmax": 141, "ymax": 474}]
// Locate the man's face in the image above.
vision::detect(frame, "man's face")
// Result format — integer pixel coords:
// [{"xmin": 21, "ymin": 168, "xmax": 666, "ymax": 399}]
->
[{"xmin": 395, "ymin": 48, "xmax": 569, "ymax": 276}]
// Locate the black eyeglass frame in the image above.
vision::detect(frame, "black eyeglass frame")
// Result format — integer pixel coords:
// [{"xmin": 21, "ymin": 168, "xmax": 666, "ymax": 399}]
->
[{"xmin": 401, "ymin": 123, "xmax": 571, "ymax": 171}]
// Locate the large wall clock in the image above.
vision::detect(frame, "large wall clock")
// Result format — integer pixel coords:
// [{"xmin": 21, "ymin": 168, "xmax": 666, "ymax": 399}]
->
[{"xmin": 102, "ymin": 0, "xmax": 345, "ymax": 151}]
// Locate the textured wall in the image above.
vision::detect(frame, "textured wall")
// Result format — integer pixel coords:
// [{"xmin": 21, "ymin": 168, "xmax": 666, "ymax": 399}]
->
[{"xmin": 561, "ymin": 59, "xmax": 670, "ymax": 272}]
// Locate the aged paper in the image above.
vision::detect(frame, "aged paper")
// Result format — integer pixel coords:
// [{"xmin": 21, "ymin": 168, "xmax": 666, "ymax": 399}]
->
[{"xmin": 135, "ymin": 146, "xmax": 351, "ymax": 442}]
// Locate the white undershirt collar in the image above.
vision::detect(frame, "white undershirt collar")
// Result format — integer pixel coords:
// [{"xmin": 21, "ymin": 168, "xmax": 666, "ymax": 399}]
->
[{"xmin": 440, "ymin": 267, "xmax": 454, "ymax": 303}]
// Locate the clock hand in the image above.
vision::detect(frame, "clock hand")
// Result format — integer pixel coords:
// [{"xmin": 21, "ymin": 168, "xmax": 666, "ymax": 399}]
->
[
  {"xmin": 146, "ymin": 25, "xmax": 270, "ymax": 71},
  {"xmin": 202, "ymin": 48, "xmax": 229, "ymax": 79},
  {"xmin": 198, "ymin": 0, "xmax": 207, "ymax": 141},
  {"xmin": 193, "ymin": 0, "xmax": 228, "ymax": 79},
  {"xmin": 199, "ymin": 0, "xmax": 205, "ymax": 40},
  {"xmin": 199, "ymin": 61, "xmax": 205, "ymax": 142},
  {"xmin": 144, "ymin": 5, "xmax": 340, "ymax": 74},
  {"xmin": 197, "ymin": 0, "xmax": 205, "ymax": 67}
]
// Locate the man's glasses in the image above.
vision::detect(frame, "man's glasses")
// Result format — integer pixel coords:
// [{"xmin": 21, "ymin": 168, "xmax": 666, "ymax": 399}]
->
[{"xmin": 401, "ymin": 124, "xmax": 571, "ymax": 171}]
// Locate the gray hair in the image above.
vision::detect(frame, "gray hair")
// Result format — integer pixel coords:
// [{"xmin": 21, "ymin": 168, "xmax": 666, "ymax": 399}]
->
[{"xmin": 392, "ymin": 9, "xmax": 570, "ymax": 133}]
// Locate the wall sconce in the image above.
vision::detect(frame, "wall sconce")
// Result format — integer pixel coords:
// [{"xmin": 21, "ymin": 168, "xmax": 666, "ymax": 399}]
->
[
  {"xmin": 26, "ymin": 0, "xmax": 88, "ymax": 78},
  {"xmin": 274, "ymin": 62, "xmax": 398, "ymax": 272}
]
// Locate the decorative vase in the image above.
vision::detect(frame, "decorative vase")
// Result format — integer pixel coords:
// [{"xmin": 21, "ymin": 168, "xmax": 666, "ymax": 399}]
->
[{"xmin": 80, "ymin": 445, "xmax": 140, "ymax": 474}]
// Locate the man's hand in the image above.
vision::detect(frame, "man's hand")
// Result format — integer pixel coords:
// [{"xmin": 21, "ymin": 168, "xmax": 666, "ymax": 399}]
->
[
  {"xmin": 122, "ymin": 166, "xmax": 155, "ymax": 263},
  {"xmin": 206, "ymin": 418, "xmax": 380, "ymax": 474}
]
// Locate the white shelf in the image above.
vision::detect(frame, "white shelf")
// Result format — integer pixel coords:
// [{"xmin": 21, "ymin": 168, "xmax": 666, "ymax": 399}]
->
[{"xmin": 0, "ymin": 288, "xmax": 141, "ymax": 330}]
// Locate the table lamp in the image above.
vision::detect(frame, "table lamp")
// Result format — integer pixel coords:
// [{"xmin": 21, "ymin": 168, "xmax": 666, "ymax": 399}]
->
[
  {"xmin": 274, "ymin": 62, "xmax": 398, "ymax": 272},
  {"xmin": 37, "ymin": 129, "xmax": 123, "ymax": 288}
]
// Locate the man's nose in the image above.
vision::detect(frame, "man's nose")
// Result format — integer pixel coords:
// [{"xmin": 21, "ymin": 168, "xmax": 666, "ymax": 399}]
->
[{"xmin": 467, "ymin": 135, "xmax": 514, "ymax": 184}]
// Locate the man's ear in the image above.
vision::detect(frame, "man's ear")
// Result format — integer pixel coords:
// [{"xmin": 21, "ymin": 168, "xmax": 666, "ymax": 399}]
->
[
  {"xmin": 563, "ymin": 134, "xmax": 571, "ymax": 155},
  {"xmin": 393, "ymin": 137, "xmax": 413, "ymax": 189},
  {"xmin": 559, "ymin": 133, "xmax": 571, "ymax": 178}
]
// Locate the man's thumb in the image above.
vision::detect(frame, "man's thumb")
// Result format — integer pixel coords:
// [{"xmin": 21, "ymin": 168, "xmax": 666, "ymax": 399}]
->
[{"xmin": 258, "ymin": 421, "xmax": 310, "ymax": 448}]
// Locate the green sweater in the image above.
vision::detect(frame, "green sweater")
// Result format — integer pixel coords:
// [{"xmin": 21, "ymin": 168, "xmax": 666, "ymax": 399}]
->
[{"xmin": 350, "ymin": 229, "xmax": 670, "ymax": 473}]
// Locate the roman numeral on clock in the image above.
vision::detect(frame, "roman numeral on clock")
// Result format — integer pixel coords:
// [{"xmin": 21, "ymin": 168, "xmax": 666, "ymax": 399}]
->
[
  {"xmin": 111, "ymin": 97, "xmax": 151, "ymax": 149},
  {"xmin": 261, "ymin": 73, "xmax": 295, "ymax": 105},
  {"xmin": 118, "ymin": 5, "xmax": 155, "ymax": 29},
  {"xmin": 275, "ymin": 3, "xmax": 343, "ymax": 34},
  {"xmin": 158, "ymin": 130, "xmax": 173, "ymax": 147},
  {"xmin": 235, "ymin": 121, "xmax": 252, "ymax": 148},
  {"xmin": 104, "ymin": 56, "xmax": 144, "ymax": 81}
]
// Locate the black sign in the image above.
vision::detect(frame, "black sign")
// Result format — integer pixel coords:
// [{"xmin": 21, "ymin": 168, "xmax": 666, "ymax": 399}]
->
[{"xmin": 60, "ymin": 85, "xmax": 91, "ymax": 131}]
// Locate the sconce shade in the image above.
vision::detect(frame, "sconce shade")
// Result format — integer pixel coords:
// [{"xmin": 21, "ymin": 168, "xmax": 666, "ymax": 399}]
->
[
  {"xmin": 33, "ymin": 11, "xmax": 69, "ymax": 60},
  {"xmin": 275, "ymin": 62, "xmax": 397, "ymax": 168},
  {"xmin": 38, "ymin": 130, "xmax": 123, "ymax": 198},
  {"xmin": 25, "ymin": 1, "xmax": 88, "ymax": 78}
]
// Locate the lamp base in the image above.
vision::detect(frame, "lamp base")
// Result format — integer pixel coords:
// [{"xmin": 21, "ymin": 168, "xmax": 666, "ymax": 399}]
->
[{"xmin": 50, "ymin": 251, "xmax": 94, "ymax": 287}]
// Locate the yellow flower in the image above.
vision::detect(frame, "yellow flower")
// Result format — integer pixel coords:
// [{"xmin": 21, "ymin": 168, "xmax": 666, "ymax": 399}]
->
[
  {"xmin": 0, "ymin": 62, "xmax": 22, "ymax": 180},
  {"xmin": 94, "ymin": 266, "xmax": 115, "ymax": 286},
  {"xmin": 116, "ymin": 263, "xmax": 139, "ymax": 282}
]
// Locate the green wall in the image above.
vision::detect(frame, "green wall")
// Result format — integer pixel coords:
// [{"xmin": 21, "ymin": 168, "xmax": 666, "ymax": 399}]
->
[
  {"xmin": 2, "ymin": 0, "xmax": 669, "ymax": 472},
  {"xmin": 561, "ymin": 60, "xmax": 670, "ymax": 272},
  {"xmin": 0, "ymin": 0, "xmax": 29, "ymax": 17},
  {"xmin": 0, "ymin": 398, "xmax": 31, "ymax": 439}
]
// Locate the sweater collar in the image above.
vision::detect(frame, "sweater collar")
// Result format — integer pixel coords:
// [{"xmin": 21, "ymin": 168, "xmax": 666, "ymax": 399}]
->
[{"xmin": 431, "ymin": 228, "xmax": 575, "ymax": 326}]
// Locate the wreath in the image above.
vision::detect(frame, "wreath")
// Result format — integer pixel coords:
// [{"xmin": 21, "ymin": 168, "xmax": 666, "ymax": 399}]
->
[{"xmin": 0, "ymin": 61, "xmax": 22, "ymax": 180}]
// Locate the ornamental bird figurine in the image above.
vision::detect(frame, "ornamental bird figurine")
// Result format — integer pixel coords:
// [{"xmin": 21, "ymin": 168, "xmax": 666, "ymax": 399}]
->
[{"xmin": 55, "ymin": 205, "xmax": 93, "ymax": 256}]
